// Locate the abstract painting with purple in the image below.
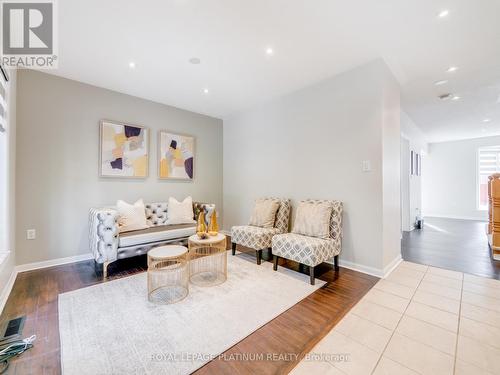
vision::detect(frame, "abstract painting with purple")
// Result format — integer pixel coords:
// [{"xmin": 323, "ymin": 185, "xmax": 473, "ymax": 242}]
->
[
  {"xmin": 100, "ymin": 120, "xmax": 149, "ymax": 178},
  {"xmin": 159, "ymin": 131, "xmax": 194, "ymax": 180}
]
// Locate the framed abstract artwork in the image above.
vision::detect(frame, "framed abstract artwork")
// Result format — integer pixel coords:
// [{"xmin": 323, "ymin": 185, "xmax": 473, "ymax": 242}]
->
[
  {"xmin": 158, "ymin": 131, "xmax": 194, "ymax": 180},
  {"xmin": 99, "ymin": 120, "xmax": 149, "ymax": 178}
]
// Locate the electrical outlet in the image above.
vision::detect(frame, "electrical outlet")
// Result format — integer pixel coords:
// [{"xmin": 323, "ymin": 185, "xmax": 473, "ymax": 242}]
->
[{"xmin": 26, "ymin": 229, "xmax": 36, "ymax": 240}]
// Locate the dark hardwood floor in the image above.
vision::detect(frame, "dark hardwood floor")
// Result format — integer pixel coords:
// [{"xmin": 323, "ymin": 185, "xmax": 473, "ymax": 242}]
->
[
  {"xmin": 402, "ymin": 216, "xmax": 500, "ymax": 279},
  {"xmin": 0, "ymin": 240, "xmax": 378, "ymax": 375}
]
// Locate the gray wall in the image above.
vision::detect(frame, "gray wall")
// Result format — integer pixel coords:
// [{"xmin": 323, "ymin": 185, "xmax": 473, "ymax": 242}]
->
[
  {"xmin": 16, "ymin": 70, "xmax": 223, "ymax": 265},
  {"xmin": 223, "ymin": 60, "xmax": 401, "ymax": 275}
]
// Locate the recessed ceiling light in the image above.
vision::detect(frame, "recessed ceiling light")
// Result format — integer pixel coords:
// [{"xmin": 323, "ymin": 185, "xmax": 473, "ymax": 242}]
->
[
  {"xmin": 451, "ymin": 95, "xmax": 461, "ymax": 101},
  {"xmin": 434, "ymin": 80, "xmax": 448, "ymax": 86},
  {"xmin": 438, "ymin": 93, "xmax": 453, "ymax": 100},
  {"xmin": 483, "ymin": 118, "xmax": 492, "ymax": 123},
  {"xmin": 203, "ymin": 88, "xmax": 209, "ymax": 94},
  {"xmin": 438, "ymin": 10, "xmax": 450, "ymax": 18},
  {"xmin": 129, "ymin": 62, "xmax": 136, "ymax": 69},
  {"xmin": 447, "ymin": 66, "xmax": 458, "ymax": 73},
  {"xmin": 189, "ymin": 57, "xmax": 201, "ymax": 65},
  {"xmin": 265, "ymin": 47, "xmax": 274, "ymax": 55}
]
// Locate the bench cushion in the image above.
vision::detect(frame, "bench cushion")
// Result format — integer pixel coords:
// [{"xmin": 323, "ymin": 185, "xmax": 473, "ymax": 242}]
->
[{"xmin": 119, "ymin": 224, "xmax": 196, "ymax": 248}]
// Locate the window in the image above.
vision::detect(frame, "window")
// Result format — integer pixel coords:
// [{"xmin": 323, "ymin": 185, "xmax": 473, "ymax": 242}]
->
[
  {"xmin": 478, "ymin": 146, "xmax": 500, "ymax": 210},
  {"xmin": 0, "ymin": 66, "xmax": 7, "ymax": 253}
]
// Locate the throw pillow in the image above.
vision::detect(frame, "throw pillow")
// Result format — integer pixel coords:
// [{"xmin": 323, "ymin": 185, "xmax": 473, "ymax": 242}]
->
[
  {"xmin": 292, "ymin": 201, "xmax": 333, "ymax": 239},
  {"xmin": 249, "ymin": 198, "xmax": 280, "ymax": 228},
  {"xmin": 166, "ymin": 196, "xmax": 196, "ymax": 225},
  {"xmin": 116, "ymin": 199, "xmax": 149, "ymax": 233}
]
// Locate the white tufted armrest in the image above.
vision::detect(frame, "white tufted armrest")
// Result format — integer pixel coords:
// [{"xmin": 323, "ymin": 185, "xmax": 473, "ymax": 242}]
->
[{"xmin": 89, "ymin": 207, "xmax": 120, "ymax": 263}]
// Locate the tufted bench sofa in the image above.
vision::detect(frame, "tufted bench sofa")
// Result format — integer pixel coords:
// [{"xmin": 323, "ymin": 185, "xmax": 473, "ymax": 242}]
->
[{"xmin": 89, "ymin": 202, "xmax": 213, "ymax": 278}]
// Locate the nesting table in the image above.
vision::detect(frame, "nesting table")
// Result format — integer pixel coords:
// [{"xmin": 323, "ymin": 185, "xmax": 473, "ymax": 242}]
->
[
  {"xmin": 188, "ymin": 233, "xmax": 227, "ymax": 287},
  {"xmin": 147, "ymin": 234, "xmax": 227, "ymax": 304},
  {"xmin": 147, "ymin": 245, "xmax": 189, "ymax": 304}
]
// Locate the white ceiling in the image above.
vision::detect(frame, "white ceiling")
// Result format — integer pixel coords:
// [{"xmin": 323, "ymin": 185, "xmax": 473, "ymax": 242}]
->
[{"xmin": 51, "ymin": 0, "xmax": 500, "ymax": 143}]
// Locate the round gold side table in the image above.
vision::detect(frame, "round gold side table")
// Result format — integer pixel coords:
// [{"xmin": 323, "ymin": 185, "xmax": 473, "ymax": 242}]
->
[
  {"xmin": 188, "ymin": 233, "xmax": 227, "ymax": 287},
  {"xmin": 147, "ymin": 245, "xmax": 189, "ymax": 304}
]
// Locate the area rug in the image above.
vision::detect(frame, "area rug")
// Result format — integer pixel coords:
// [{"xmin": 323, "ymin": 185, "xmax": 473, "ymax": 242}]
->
[{"xmin": 59, "ymin": 254, "xmax": 325, "ymax": 375}]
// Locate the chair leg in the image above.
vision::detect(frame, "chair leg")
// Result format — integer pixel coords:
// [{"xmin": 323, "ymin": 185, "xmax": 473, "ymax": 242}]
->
[
  {"xmin": 231, "ymin": 242, "xmax": 237, "ymax": 256},
  {"xmin": 334, "ymin": 255, "xmax": 339, "ymax": 271},
  {"xmin": 273, "ymin": 256, "xmax": 279, "ymax": 271},
  {"xmin": 310, "ymin": 265, "xmax": 315, "ymax": 285},
  {"xmin": 256, "ymin": 249, "xmax": 262, "ymax": 265},
  {"xmin": 103, "ymin": 261, "xmax": 111, "ymax": 280}
]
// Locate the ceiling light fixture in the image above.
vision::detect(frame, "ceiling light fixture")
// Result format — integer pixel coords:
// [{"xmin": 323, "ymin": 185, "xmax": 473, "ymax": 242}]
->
[
  {"xmin": 447, "ymin": 66, "xmax": 458, "ymax": 73},
  {"xmin": 438, "ymin": 93, "xmax": 452, "ymax": 100},
  {"xmin": 438, "ymin": 10, "xmax": 450, "ymax": 18},
  {"xmin": 203, "ymin": 88, "xmax": 209, "ymax": 94},
  {"xmin": 266, "ymin": 47, "xmax": 274, "ymax": 55},
  {"xmin": 189, "ymin": 57, "xmax": 201, "ymax": 65},
  {"xmin": 129, "ymin": 62, "xmax": 136, "ymax": 69},
  {"xmin": 483, "ymin": 118, "xmax": 492, "ymax": 123},
  {"xmin": 451, "ymin": 95, "xmax": 461, "ymax": 101},
  {"xmin": 434, "ymin": 80, "xmax": 448, "ymax": 86}
]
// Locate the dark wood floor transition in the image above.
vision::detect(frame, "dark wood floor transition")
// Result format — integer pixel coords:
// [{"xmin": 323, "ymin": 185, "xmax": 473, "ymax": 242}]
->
[
  {"xmin": 402, "ymin": 216, "xmax": 500, "ymax": 280},
  {"xmin": 0, "ymin": 240, "xmax": 378, "ymax": 375}
]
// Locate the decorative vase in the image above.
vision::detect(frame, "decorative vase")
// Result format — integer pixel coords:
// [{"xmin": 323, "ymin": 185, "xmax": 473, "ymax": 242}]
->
[
  {"xmin": 208, "ymin": 210, "xmax": 219, "ymax": 236},
  {"xmin": 196, "ymin": 212, "xmax": 207, "ymax": 237}
]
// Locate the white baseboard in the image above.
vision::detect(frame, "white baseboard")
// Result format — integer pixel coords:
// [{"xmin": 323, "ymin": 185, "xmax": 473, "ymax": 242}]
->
[
  {"xmin": 334, "ymin": 259, "xmax": 384, "ymax": 278},
  {"xmin": 333, "ymin": 255, "xmax": 402, "ymax": 279},
  {"xmin": 424, "ymin": 214, "xmax": 487, "ymax": 222},
  {"xmin": 15, "ymin": 253, "xmax": 93, "ymax": 273},
  {"xmin": 0, "ymin": 268, "xmax": 17, "ymax": 316},
  {"xmin": 1, "ymin": 253, "xmax": 93, "ymax": 315},
  {"xmin": 382, "ymin": 255, "xmax": 403, "ymax": 278}
]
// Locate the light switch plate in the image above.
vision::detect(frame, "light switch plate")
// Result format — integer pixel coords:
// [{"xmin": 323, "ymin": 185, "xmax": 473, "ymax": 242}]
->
[
  {"xmin": 362, "ymin": 160, "xmax": 372, "ymax": 172},
  {"xmin": 26, "ymin": 229, "xmax": 36, "ymax": 240}
]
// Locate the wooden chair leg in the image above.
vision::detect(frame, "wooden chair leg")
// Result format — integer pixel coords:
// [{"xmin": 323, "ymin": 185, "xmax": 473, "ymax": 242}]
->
[
  {"xmin": 256, "ymin": 249, "xmax": 262, "ymax": 265},
  {"xmin": 273, "ymin": 256, "xmax": 279, "ymax": 271},
  {"xmin": 310, "ymin": 265, "xmax": 315, "ymax": 285},
  {"xmin": 231, "ymin": 242, "xmax": 237, "ymax": 256},
  {"xmin": 334, "ymin": 255, "xmax": 339, "ymax": 271}
]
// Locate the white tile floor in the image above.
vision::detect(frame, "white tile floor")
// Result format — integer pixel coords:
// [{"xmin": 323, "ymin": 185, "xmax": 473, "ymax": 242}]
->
[{"xmin": 290, "ymin": 261, "xmax": 500, "ymax": 375}]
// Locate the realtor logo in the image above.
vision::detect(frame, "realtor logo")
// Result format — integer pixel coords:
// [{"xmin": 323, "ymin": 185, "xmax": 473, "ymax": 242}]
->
[{"xmin": 1, "ymin": 0, "xmax": 58, "ymax": 68}]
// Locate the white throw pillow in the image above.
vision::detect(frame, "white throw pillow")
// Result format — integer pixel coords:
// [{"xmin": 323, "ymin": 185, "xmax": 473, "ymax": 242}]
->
[
  {"xmin": 249, "ymin": 198, "xmax": 280, "ymax": 228},
  {"xmin": 166, "ymin": 196, "xmax": 196, "ymax": 225},
  {"xmin": 116, "ymin": 199, "xmax": 149, "ymax": 233},
  {"xmin": 292, "ymin": 201, "xmax": 333, "ymax": 239}
]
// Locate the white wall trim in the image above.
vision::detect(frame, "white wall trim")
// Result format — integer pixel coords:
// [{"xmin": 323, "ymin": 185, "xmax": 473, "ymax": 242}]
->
[
  {"xmin": 15, "ymin": 253, "xmax": 93, "ymax": 273},
  {"xmin": 334, "ymin": 259, "xmax": 384, "ymax": 278},
  {"xmin": 0, "ymin": 268, "xmax": 17, "ymax": 316},
  {"xmin": 1, "ymin": 253, "xmax": 94, "ymax": 315},
  {"xmin": 382, "ymin": 255, "xmax": 403, "ymax": 278},
  {"xmin": 424, "ymin": 214, "xmax": 487, "ymax": 222}
]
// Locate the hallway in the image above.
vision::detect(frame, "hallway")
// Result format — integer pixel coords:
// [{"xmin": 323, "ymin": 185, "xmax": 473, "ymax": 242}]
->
[{"xmin": 402, "ymin": 217, "xmax": 500, "ymax": 280}]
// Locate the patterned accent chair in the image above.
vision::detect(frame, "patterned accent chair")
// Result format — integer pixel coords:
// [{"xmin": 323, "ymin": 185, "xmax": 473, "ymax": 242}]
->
[
  {"xmin": 231, "ymin": 198, "xmax": 291, "ymax": 265},
  {"xmin": 272, "ymin": 200, "xmax": 343, "ymax": 285}
]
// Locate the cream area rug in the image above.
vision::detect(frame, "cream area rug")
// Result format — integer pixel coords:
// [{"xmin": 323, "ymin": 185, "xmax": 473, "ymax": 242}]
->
[{"xmin": 59, "ymin": 253, "xmax": 325, "ymax": 375}]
